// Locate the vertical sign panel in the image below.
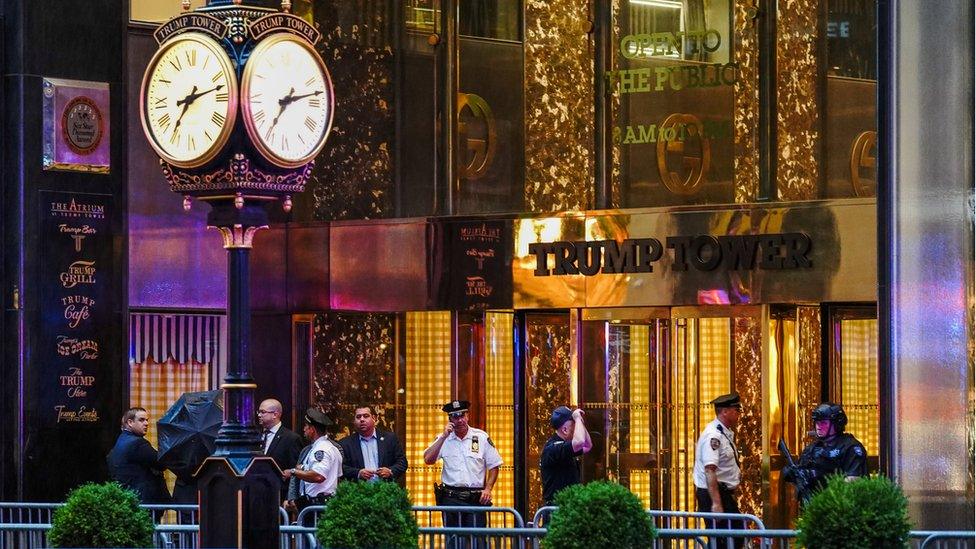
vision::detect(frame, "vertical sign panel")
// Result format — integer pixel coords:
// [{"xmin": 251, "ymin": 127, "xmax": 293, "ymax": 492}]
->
[{"xmin": 38, "ymin": 191, "xmax": 113, "ymax": 427}]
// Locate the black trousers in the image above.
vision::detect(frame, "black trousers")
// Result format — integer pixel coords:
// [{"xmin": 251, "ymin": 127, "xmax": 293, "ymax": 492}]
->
[
  {"xmin": 695, "ymin": 485, "xmax": 745, "ymax": 549},
  {"xmin": 441, "ymin": 491, "xmax": 488, "ymax": 549}
]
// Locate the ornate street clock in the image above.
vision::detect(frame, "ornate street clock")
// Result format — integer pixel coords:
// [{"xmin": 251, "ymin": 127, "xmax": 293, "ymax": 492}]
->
[
  {"xmin": 242, "ymin": 33, "xmax": 334, "ymax": 169},
  {"xmin": 140, "ymin": 32, "xmax": 238, "ymax": 169}
]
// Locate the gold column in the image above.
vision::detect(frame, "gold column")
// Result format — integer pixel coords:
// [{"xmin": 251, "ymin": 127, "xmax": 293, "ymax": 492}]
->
[
  {"xmin": 524, "ymin": 0, "xmax": 594, "ymax": 211},
  {"xmin": 733, "ymin": 0, "xmax": 761, "ymax": 203},
  {"xmin": 776, "ymin": 0, "xmax": 821, "ymax": 200},
  {"xmin": 733, "ymin": 314, "xmax": 763, "ymax": 518},
  {"xmin": 484, "ymin": 312, "xmax": 516, "ymax": 512},
  {"xmin": 405, "ymin": 311, "xmax": 452, "ymax": 516}
]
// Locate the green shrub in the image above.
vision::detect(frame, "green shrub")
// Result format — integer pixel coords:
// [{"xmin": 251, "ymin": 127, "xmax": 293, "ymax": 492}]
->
[
  {"xmin": 796, "ymin": 474, "xmax": 912, "ymax": 549},
  {"xmin": 316, "ymin": 481, "xmax": 419, "ymax": 549},
  {"xmin": 48, "ymin": 482, "xmax": 155, "ymax": 548},
  {"xmin": 542, "ymin": 481, "xmax": 657, "ymax": 549}
]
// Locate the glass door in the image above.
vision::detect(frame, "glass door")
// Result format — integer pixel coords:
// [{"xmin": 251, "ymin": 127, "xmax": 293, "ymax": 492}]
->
[{"xmin": 577, "ymin": 306, "xmax": 762, "ymax": 514}]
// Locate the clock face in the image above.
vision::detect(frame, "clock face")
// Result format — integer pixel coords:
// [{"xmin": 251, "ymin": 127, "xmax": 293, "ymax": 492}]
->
[
  {"xmin": 140, "ymin": 33, "xmax": 238, "ymax": 168},
  {"xmin": 241, "ymin": 34, "xmax": 334, "ymax": 168}
]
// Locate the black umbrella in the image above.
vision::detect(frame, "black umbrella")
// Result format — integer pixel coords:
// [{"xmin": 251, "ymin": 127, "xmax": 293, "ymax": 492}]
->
[{"xmin": 157, "ymin": 389, "xmax": 224, "ymax": 479}]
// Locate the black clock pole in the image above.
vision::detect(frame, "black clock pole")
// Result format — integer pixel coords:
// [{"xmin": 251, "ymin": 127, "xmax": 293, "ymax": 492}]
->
[
  {"xmin": 147, "ymin": 1, "xmax": 329, "ymax": 545},
  {"xmin": 194, "ymin": 198, "xmax": 281, "ymax": 549}
]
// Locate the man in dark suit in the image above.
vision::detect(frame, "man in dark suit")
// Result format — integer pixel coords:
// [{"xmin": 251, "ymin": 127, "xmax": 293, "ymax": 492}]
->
[
  {"xmin": 258, "ymin": 398, "xmax": 303, "ymax": 500},
  {"xmin": 339, "ymin": 405, "xmax": 407, "ymax": 482},
  {"xmin": 107, "ymin": 407, "xmax": 171, "ymax": 503}
]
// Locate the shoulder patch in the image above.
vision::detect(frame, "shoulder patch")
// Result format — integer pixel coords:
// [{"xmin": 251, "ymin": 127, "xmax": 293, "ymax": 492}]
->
[
  {"xmin": 553, "ymin": 440, "xmax": 564, "ymax": 446},
  {"xmin": 487, "ymin": 437, "xmax": 495, "ymax": 447},
  {"xmin": 314, "ymin": 450, "xmax": 325, "ymax": 461},
  {"xmin": 710, "ymin": 438, "xmax": 721, "ymax": 450},
  {"xmin": 853, "ymin": 446, "xmax": 864, "ymax": 456}
]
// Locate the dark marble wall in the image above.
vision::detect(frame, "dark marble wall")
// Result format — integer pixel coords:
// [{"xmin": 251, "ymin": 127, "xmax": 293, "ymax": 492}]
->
[
  {"xmin": 3, "ymin": 0, "xmax": 128, "ymax": 500},
  {"xmin": 310, "ymin": 312, "xmax": 399, "ymax": 438},
  {"xmin": 294, "ymin": 1, "xmax": 396, "ymax": 222}
]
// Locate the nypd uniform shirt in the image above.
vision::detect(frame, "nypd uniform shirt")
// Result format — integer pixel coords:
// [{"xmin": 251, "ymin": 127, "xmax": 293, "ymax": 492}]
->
[
  {"xmin": 300, "ymin": 435, "xmax": 343, "ymax": 497},
  {"xmin": 692, "ymin": 418, "xmax": 741, "ymax": 489},
  {"xmin": 429, "ymin": 427, "xmax": 503, "ymax": 488},
  {"xmin": 540, "ymin": 434, "xmax": 584, "ymax": 503}
]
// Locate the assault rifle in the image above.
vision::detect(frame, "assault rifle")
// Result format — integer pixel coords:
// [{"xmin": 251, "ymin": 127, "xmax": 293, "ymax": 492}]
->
[{"xmin": 778, "ymin": 438, "xmax": 816, "ymax": 504}]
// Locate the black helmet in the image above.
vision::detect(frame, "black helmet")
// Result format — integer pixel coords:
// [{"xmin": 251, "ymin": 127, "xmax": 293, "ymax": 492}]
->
[{"xmin": 811, "ymin": 403, "xmax": 847, "ymax": 433}]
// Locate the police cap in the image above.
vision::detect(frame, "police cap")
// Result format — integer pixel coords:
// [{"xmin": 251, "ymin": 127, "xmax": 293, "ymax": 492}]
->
[
  {"xmin": 711, "ymin": 392, "xmax": 742, "ymax": 409},
  {"xmin": 442, "ymin": 400, "xmax": 470, "ymax": 417},
  {"xmin": 550, "ymin": 406, "xmax": 574, "ymax": 429},
  {"xmin": 304, "ymin": 408, "xmax": 334, "ymax": 429}
]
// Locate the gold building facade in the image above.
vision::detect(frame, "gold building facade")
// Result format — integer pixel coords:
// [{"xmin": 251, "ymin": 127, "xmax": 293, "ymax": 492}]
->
[{"xmin": 129, "ymin": 0, "xmax": 893, "ymax": 527}]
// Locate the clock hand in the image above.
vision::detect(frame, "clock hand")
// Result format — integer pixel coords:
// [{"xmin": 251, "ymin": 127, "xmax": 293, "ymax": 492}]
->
[
  {"xmin": 271, "ymin": 87, "xmax": 297, "ymax": 129},
  {"xmin": 176, "ymin": 84, "xmax": 224, "ymax": 107},
  {"xmin": 172, "ymin": 85, "xmax": 198, "ymax": 133},
  {"xmin": 173, "ymin": 84, "xmax": 225, "ymax": 133},
  {"xmin": 284, "ymin": 90, "xmax": 323, "ymax": 104}
]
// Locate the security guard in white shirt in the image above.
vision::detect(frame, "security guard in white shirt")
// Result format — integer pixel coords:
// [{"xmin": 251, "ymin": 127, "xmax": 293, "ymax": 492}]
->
[
  {"xmin": 693, "ymin": 392, "xmax": 745, "ymax": 547},
  {"xmin": 423, "ymin": 399, "xmax": 502, "ymax": 544},
  {"xmin": 282, "ymin": 408, "xmax": 342, "ymax": 515}
]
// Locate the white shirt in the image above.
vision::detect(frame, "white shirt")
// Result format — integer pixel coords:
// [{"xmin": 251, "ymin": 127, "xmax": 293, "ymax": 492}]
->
[
  {"xmin": 427, "ymin": 427, "xmax": 503, "ymax": 488},
  {"xmin": 693, "ymin": 418, "xmax": 741, "ymax": 489},
  {"xmin": 262, "ymin": 422, "xmax": 281, "ymax": 454},
  {"xmin": 300, "ymin": 435, "xmax": 342, "ymax": 497}
]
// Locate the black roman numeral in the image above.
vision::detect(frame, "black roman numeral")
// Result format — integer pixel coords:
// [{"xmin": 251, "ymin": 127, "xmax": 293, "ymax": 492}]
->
[
  {"xmin": 211, "ymin": 72, "xmax": 222, "ymax": 83},
  {"xmin": 304, "ymin": 116, "xmax": 316, "ymax": 132},
  {"xmin": 308, "ymin": 98, "xmax": 321, "ymax": 109},
  {"xmin": 305, "ymin": 77, "xmax": 316, "ymax": 87},
  {"xmin": 157, "ymin": 113, "xmax": 171, "ymax": 130},
  {"xmin": 211, "ymin": 111, "xmax": 226, "ymax": 126},
  {"xmin": 169, "ymin": 57, "xmax": 182, "ymax": 71},
  {"xmin": 254, "ymin": 110, "xmax": 266, "ymax": 125},
  {"xmin": 186, "ymin": 50, "xmax": 197, "ymax": 66},
  {"xmin": 215, "ymin": 93, "xmax": 229, "ymax": 102}
]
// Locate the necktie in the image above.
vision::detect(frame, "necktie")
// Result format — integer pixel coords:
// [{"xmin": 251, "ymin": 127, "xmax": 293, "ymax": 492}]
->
[{"xmin": 262, "ymin": 429, "xmax": 271, "ymax": 453}]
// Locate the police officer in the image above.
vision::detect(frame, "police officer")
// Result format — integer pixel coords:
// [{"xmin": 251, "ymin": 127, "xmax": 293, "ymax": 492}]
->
[
  {"xmin": 282, "ymin": 408, "xmax": 342, "ymax": 517},
  {"xmin": 540, "ymin": 406, "xmax": 592, "ymax": 506},
  {"xmin": 423, "ymin": 400, "xmax": 502, "ymax": 546},
  {"xmin": 784, "ymin": 402, "xmax": 867, "ymax": 503},
  {"xmin": 693, "ymin": 392, "xmax": 744, "ymax": 547}
]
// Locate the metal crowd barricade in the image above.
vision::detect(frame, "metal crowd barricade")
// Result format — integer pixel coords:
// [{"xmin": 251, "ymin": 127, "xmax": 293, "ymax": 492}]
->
[
  {"xmin": 655, "ymin": 528, "xmax": 796, "ymax": 549},
  {"xmin": 650, "ymin": 510, "xmax": 766, "ymax": 531},
  {"xmin": 532, "ymin": 506, "xmax": 766, "ymax": 532},
  {"xmin": 911, "ymin": 531, "xmax": 976, "ymax": 549},
  {"xmin": 413, "ymin": 506, "xmax": 525, "ymax": 549},
  {"xmin": 418, "ymin": 526, "xmax": 546, "ymax": 549}
]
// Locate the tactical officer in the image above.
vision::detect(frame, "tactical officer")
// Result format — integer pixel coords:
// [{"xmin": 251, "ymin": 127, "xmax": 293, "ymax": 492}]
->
[
  {"xmin": 693, "ymin": 392, "xmax": 744, "ymax": 548},
  {"xmin": 784, "ymin": 402, "xmax": 867, "ymax": 503},
  {"xmin": 283, "ymin": 408, "xmax": 343, "ymax": 516},
  {"xmin": 540, "ymin": 406, "xmax": 592, "ymax": 506},
  {"xmin": 423, "ymin": 400, "xmax": 502, "ymax": 547}
]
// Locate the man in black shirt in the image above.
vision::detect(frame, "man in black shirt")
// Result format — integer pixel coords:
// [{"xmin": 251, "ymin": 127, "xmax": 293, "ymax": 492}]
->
[
  {"xmin": 784, "ymin": 402, "xmax": 867, "ymax": 503},
  {"xmin": 540, "ymin": 406, "xmax": 593, "ymax": 506}
]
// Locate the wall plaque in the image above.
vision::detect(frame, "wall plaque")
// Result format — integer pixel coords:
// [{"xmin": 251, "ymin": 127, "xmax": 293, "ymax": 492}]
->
[
  {"xmin": 42, "ymin": 78, "xmax": 110, "ymax": 173},
  {"xmin": 39, "ymin": 191, "xmax": 113, "ymax": 427}
]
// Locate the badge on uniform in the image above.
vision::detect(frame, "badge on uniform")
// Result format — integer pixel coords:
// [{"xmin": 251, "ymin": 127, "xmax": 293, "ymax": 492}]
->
[
  {"xmin": 471, "ymin": 436, "xmax": 480, "ymax": 452},
  {"xmin": 710, "ymin": 438, "xmax": 720, "ymax": 450},
  {"xmin": 314, "ymin": 450, "xmax": 325, "ymax": 461}
]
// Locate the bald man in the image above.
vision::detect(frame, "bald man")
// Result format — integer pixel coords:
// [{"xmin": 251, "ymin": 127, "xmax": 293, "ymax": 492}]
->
[{"xmin": 258, "ymin": 398, "xmax": 303, "ymax": 500}]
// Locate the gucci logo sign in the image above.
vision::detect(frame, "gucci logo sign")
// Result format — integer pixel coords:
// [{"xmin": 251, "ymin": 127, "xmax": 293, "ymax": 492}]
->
[
  {"xmin": 656, "ymin": 113, "xmax": 711, "ymax": 195},
  {"xmin": 458, "ymin": 93, "xmax": 496, "ymax": 180},
  {"xmin": 849, "ymin": 131, "xmax": 877, "ymax": 197}
]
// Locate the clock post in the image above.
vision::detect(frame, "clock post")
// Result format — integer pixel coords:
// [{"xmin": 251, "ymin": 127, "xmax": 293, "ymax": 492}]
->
[{"xmin": 140, "ymin": 0, "xmax": 333, "ymax": 546}]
